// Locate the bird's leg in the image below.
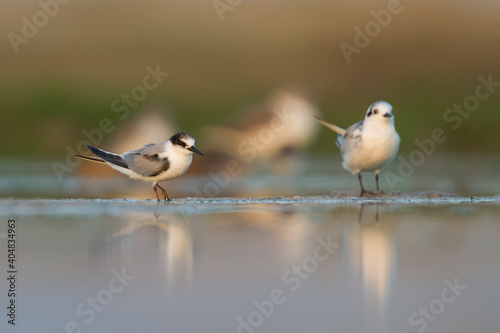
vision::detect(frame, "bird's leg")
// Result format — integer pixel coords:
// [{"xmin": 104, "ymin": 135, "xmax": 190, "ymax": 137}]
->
[
  {"xmin": 358, "ymin": 204, "xmax": 365, "ymax": 223},
  {"xmin": 358, "ymin": 173, "xmax": 366, "ymax": 197},
  {"xmin": 375, "ymin": 171, "xmax": 380, "ymax": 192},
  {"xmin": 156, "ymin": 183, "xmax": 171, "ymax": 201},
  {"xmin": 153, "ymin": 183, "xmax": 160, "ymax": 202}
]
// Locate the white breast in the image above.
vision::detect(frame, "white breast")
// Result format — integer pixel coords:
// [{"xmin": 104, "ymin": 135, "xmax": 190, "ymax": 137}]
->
[
  {"xmin": 157, "ymin": 153, "xmax": 193, "ymax": 181},
  {"xmin": 342, "ymin": 126, "xmax": 400, "ymax": 173}
]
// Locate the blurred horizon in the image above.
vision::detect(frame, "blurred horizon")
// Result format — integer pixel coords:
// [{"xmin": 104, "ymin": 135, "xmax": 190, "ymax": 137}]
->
[{"xmin": 1, "ymin": 0, "xmax": 500, "ymax": 157}]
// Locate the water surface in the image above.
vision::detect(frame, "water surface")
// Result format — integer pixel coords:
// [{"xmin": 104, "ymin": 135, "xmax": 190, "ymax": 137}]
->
[{"xmin": 1, "ymin": 198, "xmax": 499, "ymax": 333}]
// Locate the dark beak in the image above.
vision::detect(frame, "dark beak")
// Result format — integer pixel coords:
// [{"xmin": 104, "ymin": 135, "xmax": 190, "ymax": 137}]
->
[
  {"xmin": 383, "ymin": 112, "xmax": 392, "ymax": 118},
  {"xmin": 188, "ymin": 145, "xmax": 204, "ymax": 156}
]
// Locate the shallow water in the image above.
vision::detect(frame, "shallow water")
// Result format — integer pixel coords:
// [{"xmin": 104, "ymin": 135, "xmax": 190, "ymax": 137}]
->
[
  {"xmin": 1, "ymin": 198, "xmax": 499, "ymax": 333},
  {"xmin": 1, "ymin": 155, "xmax": 500, "ymax": 332}
]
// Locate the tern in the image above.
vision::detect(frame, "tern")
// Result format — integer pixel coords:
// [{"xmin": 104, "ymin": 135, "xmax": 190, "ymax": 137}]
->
[
  {"xmin": 315, "ymin": 101, "xmax": 400, "ymax": 196},
  {"xmin": 75, "ymin": 131, "xmax": 203, "ymax": 201}
]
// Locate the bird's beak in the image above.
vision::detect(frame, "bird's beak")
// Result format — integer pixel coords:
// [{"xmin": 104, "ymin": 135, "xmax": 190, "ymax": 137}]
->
[
  {"xmin": 188, "ymin": 145, "xmax": 204, "ymax": 156},
  {"xmin": 383, "ymin": 112, "xmax": 392, "ymax": 118}
]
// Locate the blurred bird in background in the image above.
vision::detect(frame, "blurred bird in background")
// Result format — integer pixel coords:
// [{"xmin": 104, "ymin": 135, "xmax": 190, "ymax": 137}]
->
[{"xmin": 201, "ymin": 86, "xmax": 320, "ymax": 174}]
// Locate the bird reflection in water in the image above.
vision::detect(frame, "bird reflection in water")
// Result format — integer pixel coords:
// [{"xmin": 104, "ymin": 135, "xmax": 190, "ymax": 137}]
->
[
  {"xmin": 358, "ymin": 203, "xmax": 380, "ymax": 223},
  {"xmin": 350, "ymin": 203, "xmax": 395, "ymax": 332},
  {"xmin": 105, "ymin": 211, "xmax": 194, "ymax": 293}
]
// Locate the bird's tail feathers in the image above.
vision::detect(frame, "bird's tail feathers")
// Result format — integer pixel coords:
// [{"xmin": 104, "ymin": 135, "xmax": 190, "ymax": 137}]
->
[
  {"xmin": 74, "ymin": 155, "xmax": 106, "ymax": 164},
  {"xmin": 86, "ymin": 145, "xmax": 129, "ymax": 169},
  {"xmin": 314, "ymin": 116, "xmax": 346, "ymax": 136}
]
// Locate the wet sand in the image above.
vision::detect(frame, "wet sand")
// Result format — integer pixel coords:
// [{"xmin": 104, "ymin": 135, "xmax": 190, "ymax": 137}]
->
[{"xmin": 1, "ymin": 192, "xmax": 498, "ymax": 217}]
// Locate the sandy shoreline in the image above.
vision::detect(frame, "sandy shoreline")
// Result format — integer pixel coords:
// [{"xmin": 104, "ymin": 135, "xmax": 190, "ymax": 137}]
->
[{"xmin": 1, "ymin": 192, "xmax": 498, "ymax": 216}]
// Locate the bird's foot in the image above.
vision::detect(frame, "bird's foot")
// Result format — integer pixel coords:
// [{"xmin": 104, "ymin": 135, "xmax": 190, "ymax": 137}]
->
[
  {"xmin": 156, "ymin": 184, "xmax": 171, "ymax": 201},
  {"xmin": 360, "ymin": 190, "xmax": 376, "ymax": 197}
]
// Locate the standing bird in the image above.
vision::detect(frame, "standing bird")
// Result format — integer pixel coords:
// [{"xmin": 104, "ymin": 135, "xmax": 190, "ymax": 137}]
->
[
  {"xmin": 75, "ymin": 132, "xmax": 203, "ymax": 201},
  {"xmin": 78, "ymin": 106, "xmax": 178, "ymax": 177},
  {"xmin": 315, "ymin": 101, "xmax": 400, "ymax": 196}
]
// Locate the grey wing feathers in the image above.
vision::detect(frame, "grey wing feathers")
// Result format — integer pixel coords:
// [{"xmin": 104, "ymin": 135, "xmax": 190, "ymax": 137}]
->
[
  {"xmin": 122, "ymin": 143, "xmax": 170, "ymax": 177},
  {"xmin": 335, "ymin": 133, "xmax": 344, "ymax": 148},
  {"xmin": 344, "ymin": 120, "xmax": 363, "ymax": 139},
  {"xmin": 87, "ymin": 145, "xmax": 129, "ymax": 169},
  {"xmin": 129, "ymin": 143, "xmax": 166, "ymax": 156},
  {"xmin": 340, "ymin": 120, "xmax": 363, "ymax": 153}
]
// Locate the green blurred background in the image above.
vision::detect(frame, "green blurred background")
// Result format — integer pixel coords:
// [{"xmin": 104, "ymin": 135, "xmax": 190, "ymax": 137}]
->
[{"xmin": 1, "ymin": 0, "xmax": 499, "ymax": 157}]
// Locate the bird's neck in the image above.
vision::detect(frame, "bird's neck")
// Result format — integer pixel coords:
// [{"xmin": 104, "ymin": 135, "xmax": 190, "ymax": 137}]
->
[{"xmin": 163, "ymin": 142, "xmax": 191, "ymax": 162}]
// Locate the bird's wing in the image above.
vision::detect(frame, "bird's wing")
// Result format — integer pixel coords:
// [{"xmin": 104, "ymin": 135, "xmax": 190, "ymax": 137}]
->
[
  {"xmin": 344, "ymin": 120, "xmax": 364, "ymax": 139},
  {"xmin": 87, "ymin": 145, "xmax": 129, "ymax": 169},
  {"xmin": 122, "ymin": 143, "xmax": 170, "ymax": 177},
  {"xmin": 340, "ymin": 120, "xmax": 364, "ymax": 153},
  {"xmin": 314, "ymin": 116, "xmax": 346, "ymax": 136}
]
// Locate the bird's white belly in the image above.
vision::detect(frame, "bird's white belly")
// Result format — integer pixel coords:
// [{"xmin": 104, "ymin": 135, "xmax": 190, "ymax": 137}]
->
[
  {"xmin": 156, "ymin": 155, "xmax": 193, "ymax": 181},
  {"xmin": 342, "ymin": 129, "xmax": 399, "ymax": 173}
]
